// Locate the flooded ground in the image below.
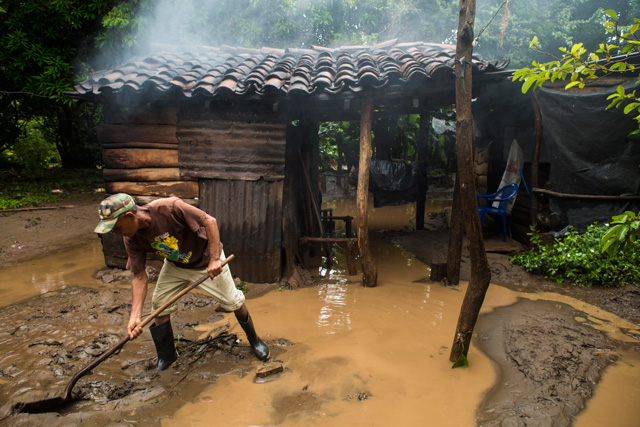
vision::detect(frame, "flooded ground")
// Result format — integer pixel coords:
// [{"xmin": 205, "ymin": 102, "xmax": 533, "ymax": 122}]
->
[{"xmin": 0, "ymin": 198, "xmax": 639, "ymax": 426}]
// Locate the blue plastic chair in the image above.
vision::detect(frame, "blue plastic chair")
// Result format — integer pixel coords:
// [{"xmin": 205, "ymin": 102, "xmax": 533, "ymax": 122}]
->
[{"xmin": 477, "ymin": 183, "xmax": 519, "ymax": 241}]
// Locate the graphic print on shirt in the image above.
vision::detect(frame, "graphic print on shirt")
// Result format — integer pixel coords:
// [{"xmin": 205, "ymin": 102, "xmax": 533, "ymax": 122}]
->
[{"xmin": 151, "ymin": 232, "xmax": 193, "ymax": 263}]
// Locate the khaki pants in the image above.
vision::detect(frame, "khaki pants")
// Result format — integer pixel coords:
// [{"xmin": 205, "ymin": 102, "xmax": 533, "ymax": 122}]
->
[{"xmin": 151, "ymin": 250, "xmax": 245, "ymax": 316}]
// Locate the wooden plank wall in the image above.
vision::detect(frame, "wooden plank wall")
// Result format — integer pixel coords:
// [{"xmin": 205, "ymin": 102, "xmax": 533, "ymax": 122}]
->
[{"xmin": 99, "ymin": 107, "xmax": 198, "ymax": 203}]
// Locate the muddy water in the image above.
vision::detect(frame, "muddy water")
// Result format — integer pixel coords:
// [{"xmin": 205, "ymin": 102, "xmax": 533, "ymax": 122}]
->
[
  {"xmin": 163, "ymin": 235, "xmax": 515, "ymax": 426},
  {"xmin": 324, "ymin": 197, "xmax": 451, "ymax": 230},
  {"xmin": 0, "ymin": 238, "xmax": 106, "ymax": 307},
  {"xmin": 1, "ymin": 202, "xmax": 638, "ymax": 426}
]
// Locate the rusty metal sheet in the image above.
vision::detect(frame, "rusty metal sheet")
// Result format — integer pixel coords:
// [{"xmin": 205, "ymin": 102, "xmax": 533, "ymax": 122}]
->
[
  {"xmin": 199, "ymin": 178, "xmax": 283, "ymax": 283},
  {"xmin": 178, "ymin": 117, "xmax": 286, "ymax": 181}
]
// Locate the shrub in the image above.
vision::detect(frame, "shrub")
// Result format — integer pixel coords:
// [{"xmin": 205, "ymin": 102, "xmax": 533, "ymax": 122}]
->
[{"xmin": 511, "ymin": 224, "xmax": 640, "ymax": 287}]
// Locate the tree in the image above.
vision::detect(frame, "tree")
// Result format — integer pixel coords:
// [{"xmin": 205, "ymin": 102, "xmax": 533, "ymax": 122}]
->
[
  {"xmin": 473, "ymin": 0, "xmax": 640, "ymax": 67},
  {"xmin": 0, "ymin": 0, "xmax": 116, "ymax": 168}
]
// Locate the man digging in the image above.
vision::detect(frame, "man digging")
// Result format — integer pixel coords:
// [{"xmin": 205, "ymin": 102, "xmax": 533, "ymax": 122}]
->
[{"xmin": 94, "ymin": 193, "xmax": 269, "ymax": 370}]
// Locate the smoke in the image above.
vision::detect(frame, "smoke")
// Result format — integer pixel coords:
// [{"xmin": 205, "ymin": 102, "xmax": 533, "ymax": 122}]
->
[{"xmin": 91, "ymin": 0, "xmax": 464, "ymax": 70}]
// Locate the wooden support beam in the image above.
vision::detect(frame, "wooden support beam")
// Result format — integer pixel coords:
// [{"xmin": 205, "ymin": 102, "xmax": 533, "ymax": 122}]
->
[
  {"xmin": 531, "ymin": 95, "xmax": 542, "ymax": 225},
  {"xmin": 357, "ymin": 98, "xmax": 378, "ymax": 287}
]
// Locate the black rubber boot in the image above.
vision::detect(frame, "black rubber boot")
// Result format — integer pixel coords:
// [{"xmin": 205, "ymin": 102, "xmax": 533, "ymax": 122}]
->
[
  {"xmin": 237, "ymin": 314, "xmax": 270, "ymax": 361},
  {"xmin": 149, "ymin": 320, "xmax": 177, "ymax": 371}
]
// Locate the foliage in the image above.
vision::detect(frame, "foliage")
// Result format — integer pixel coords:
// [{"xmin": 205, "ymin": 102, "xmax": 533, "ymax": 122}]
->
[
  {"xmin": 0, "ymin": 168, "xmax": 102, "ymax": 209},
  {"xmin": 601, "ymin": 211, "xmax": 640, "ymax": 256},
  {"xmin": 0, "ymin": 117, "xmax": 61, "ymax": 174},
  {"xmin": 511, "ymin": 224, "xmax": 640, "ymax": 287},
  {"xmin": 512, "ymin": 9, "xmax": 640, "ymax": 131},
  {"xmin": 473, "ymin": 0, "xmax": 639, "ymax": 67}
]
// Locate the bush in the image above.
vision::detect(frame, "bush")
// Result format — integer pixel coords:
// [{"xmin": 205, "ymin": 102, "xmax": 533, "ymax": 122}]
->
[
  {"xmin": 511, "ymin": 224, "xmax": 640, "ymax": 287},
  {"xmin": 0, "ymin": 118, "xmax": 61, "ymax": 175}
]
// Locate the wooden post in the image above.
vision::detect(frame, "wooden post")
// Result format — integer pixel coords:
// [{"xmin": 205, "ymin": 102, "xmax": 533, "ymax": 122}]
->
[
  {"xmin": 357, "ymin": 98, "xmax": 378, "ymax": 287},
  {"xmin": 446, "ymin": 175, "xmax": 463, "ymax": 286},
  {"xmin": 282, "ymin": 122, "xmax": 302, "ymax": 281},
  {"xmin": 416, "ymin": 112, "xmax": 430, "ymax": 230},
  {"xmin": 449, "ymin": 0, "xmax": 492, "ymax": 363},
  {"xmin": 531, "ymin": 95, "xmax": 542, "ymax": 227}
]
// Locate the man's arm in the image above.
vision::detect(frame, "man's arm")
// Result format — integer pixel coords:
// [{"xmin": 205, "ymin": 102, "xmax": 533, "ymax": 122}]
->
[
  {"xmin": 203, "ymin": 216, "xmax": 223, "ymax": 279},
  {"xmin": 127, "ymin": 270, "xmax": 148, "ymax": 340}
]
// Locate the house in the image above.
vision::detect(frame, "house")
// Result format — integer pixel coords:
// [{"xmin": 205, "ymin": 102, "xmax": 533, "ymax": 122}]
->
[{"xmin": 73, "ymin": 39, "xmax": 510, "ymax": 283}]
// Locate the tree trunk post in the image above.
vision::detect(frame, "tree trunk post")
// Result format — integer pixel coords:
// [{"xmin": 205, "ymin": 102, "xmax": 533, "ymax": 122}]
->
[
  {"xmin": 416, "ymin": 112, "xmax": 430, "ymax": 230},
  {"xmin": 446, "ymin": 175, "xmax": 463, "ymax": 285},
  {"xmin": 449, "ymin": 0, "xmax": 492, "ymax": 363},
  {"xmin": 357, "ymin": 98, "xmax": 378, "ymax": 287}
]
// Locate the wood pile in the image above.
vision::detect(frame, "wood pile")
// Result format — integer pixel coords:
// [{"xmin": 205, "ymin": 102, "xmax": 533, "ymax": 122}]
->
[{"xmin": 99, "ymin": 107, "xmax": 198, "ymax": 204}]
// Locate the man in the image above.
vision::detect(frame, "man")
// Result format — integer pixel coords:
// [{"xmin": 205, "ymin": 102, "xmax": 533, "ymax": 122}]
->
[{"xmin": 94, "ymin": 193, "xmax": 269, "ymax": 370}]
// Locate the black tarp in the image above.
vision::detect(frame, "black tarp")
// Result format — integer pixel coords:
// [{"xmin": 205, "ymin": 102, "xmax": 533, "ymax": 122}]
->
[
  {"xmin": 535, "ymin": 80, "xmax": 640, "ymax": 231},
  {"xmin": 369, "ymin": 160, "xmax": 425, "ymax": 207}
]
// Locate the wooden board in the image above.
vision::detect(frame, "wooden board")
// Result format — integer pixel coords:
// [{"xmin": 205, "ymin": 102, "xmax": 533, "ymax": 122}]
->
[
  {"xmin": 105, "ymin": 181, "xmax": 198, "ymax": 198},
  {"xmin": 103, "ymin": 148, "xmax": 178, "ymax": 169},
  {"xmin": 103, "ymin": 168, "xmax": 195, "ymax": 182},
  {"xmin": 97, "ymin": 124, "xmax": 178, "ymax": 144},
  {"xmin": 104, "ymin": 108, "xmax": 178, "ymax": 125}
]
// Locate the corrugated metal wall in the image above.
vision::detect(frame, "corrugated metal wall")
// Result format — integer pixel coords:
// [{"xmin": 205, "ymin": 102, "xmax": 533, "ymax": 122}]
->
[
  {"xmin": 177, "ymin": 110, "xmax": 286, "ymax": 283},
  {"xmin": 200, "ymin": 179, "xmax": 283, "ymax": 283}
]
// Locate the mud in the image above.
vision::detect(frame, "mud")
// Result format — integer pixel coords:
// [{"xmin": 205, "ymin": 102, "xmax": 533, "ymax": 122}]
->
[
  {"xmin": 475, "ymin": 299, "xmax": 618, "ymax": 426},
  {"xmin": 0, "ymin": 284, "xmax": 285, "ymax": 426}
]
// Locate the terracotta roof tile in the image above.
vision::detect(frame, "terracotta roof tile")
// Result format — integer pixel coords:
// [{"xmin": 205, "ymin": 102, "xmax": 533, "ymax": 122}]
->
[{"xmin": 74, "ymin": 40, "xmax": 509, "ymax": 100}]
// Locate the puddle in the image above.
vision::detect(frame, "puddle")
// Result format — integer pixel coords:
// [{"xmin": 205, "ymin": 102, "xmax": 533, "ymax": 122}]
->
[{"xmin": 0, "ymin": 239, "xmax": 106, "ymax": 306}]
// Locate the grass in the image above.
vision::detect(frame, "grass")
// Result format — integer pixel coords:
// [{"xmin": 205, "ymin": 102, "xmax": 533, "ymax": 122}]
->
[{"xmin": 0, "ymin": 167, "xmax": 103, "ymax": 209}]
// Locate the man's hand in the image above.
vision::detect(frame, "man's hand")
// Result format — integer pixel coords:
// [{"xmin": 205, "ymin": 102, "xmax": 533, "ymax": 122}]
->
[
  {"xmin": 127, "ymin": 316, "xmax": 143, "ymax": 340},
  {"xmin": 207, "ymin": 258, "xmax": 223, "ymax": 279}
]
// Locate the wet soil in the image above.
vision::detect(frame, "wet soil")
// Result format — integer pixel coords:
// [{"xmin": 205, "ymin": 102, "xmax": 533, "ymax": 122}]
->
[
  {"xmin": 0, "ymin": 192, "xmax": 639, "ymax": 425},
  {"xmin": 0, "ymin": 192, "xmax": 104, "ymax": 268}
]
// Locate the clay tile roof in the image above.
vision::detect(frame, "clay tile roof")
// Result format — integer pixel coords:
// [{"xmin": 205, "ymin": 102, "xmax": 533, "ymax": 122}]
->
[{"xmin": 74, "ymin": 40, "xmax": 509, "ymax": 100}]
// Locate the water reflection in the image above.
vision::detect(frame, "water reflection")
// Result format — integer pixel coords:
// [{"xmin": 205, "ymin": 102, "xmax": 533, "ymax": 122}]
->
[{"xmin": 316, "ymin": 280, "xmax": 351, "ymax": 334}]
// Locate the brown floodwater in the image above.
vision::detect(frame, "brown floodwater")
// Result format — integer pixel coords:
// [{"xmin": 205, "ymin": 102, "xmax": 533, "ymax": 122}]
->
[{"xmin": 0, "ymin": 201, "xmax": 638, "ymax": 426}]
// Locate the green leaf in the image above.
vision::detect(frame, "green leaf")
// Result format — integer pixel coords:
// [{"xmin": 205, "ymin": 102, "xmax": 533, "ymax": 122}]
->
[
  {"xmin": 623, "ymin": 102, "xmax": 640, "ymax": 114},
  {"xmin": 604, "ymin": 10, "xmax": 618, "ymax": 20},
  {"xmin": 522, "ymin": 76, "xmax": 538, "ymax": 93},
  {"xmin": 452, "ymin": 352, "xmax": 469, "ymax": 368},
  {"xmin": 565, "ymin": 81, "xmax": 581, "ymax": 89}
]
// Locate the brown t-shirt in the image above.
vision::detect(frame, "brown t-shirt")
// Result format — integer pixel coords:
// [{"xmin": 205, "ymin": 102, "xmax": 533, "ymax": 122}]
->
[{"xmin": 124, "ymin": 198, "xmax": 218, "ymax": 274}]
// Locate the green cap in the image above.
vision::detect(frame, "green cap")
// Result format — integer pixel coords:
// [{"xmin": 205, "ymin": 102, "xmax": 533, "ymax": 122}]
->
[{"xmin": 94, "ymin": 193, "xmax": 136, "ymax": 233}]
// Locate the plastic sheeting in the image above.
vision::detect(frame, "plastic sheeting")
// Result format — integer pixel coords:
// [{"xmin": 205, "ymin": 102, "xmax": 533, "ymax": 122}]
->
[
  {"xmin": 535, "ymin": 80, "xmax": 640, "ymax": 231},
  {"xmin": 369, "ymin": 160, "xmax": 425, "ymax": 208}
]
